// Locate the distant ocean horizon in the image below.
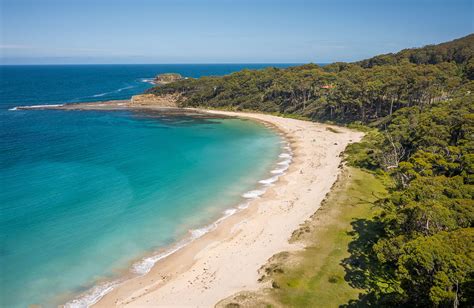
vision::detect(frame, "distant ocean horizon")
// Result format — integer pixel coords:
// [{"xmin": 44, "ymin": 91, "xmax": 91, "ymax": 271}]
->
[
  {"xmin": 0, "ymin": 64, "xmax": 294, "ymax": 307},
  {"xmin": 1, "ymin": 62, "xmax": 305, "ymax": 65}
]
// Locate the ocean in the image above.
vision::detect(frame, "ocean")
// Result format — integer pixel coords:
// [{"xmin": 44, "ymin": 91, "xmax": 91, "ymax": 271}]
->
[{"xmin": 0, "ymin": 64, "xmax": 294, "ymax": 307}]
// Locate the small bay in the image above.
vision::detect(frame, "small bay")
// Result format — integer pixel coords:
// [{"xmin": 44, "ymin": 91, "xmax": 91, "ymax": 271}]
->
[{"xmin": 0, "ymin": 64, "xmax": 290, "ymax": 307}]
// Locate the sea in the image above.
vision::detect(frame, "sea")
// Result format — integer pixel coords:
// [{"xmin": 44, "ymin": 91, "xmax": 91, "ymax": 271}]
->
[{"xmin": 0, "ymin": 64, "xmax": 295, "ymax": 307}]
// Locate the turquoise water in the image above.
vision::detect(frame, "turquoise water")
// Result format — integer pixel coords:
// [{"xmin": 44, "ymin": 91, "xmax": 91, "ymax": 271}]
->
[{"xmin": 0, "ymin": 65, "xmax": 289, "ymax": 307}]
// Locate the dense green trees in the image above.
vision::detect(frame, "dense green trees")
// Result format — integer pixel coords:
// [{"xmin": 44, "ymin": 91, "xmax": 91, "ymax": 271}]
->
[
  {"xmin": 346, "ymin": 88, "xmax": 473, "ymax": 306},
  {"xmin": 147, "ymin": 34, "xmax": 474, "ymax": 306},
  {"xmin": 148, "ymin": 35, "xmax": 472, "ymax": 125},
  {"xmin": 363, "ymin": 93, "xmax": 473, "ymax": 306},
  {"xmin": 358, "ymin": 34, "xmax": 474, "ymax": 67},
  {"xmin": 396, "ymin": 229, "xmax": 473, "ymax": 306},
  {"xmin": 149, "ymin": 61, "xmax": 466, "ymax": 124}
]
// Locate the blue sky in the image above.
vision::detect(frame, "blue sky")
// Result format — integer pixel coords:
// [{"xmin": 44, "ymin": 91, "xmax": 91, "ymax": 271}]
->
[{"xmin": 0, "ymin": 0, "xmax": 472, "ymax": 64}]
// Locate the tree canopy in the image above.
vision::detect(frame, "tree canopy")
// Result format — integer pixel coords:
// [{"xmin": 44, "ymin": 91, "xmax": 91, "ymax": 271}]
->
[{"xmin": 147, "ymin": 34, "xmax": 474, "ymax": 306}]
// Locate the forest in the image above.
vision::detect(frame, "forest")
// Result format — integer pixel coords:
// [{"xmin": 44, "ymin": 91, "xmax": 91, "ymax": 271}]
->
[{"xmin": 147, "ymin": 34, "xmax": 473, "ymax": 306}]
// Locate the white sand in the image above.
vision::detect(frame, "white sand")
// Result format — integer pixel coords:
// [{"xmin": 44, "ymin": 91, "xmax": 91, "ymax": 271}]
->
[{"xmin": 94, "ymin": 110, "xmax": 363, "ymax": 307}]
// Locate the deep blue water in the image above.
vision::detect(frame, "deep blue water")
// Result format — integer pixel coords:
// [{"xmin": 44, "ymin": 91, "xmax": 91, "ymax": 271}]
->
[
  {"xmin": 0, "ymin": 64, "xmax": 296, "ymax": 108},
  {"xmin": 0, "ymin": 64, "xmax": 294, "ymax": 307}
]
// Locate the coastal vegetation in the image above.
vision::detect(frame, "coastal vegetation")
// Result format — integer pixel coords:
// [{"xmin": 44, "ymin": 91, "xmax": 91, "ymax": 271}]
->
[
  {"xmin": 218, "ymin": 167, "xmax": 388, "ymax": 308},
  {"xmin": 148, "ymin": 34, "xmax": 474, "ymax": 307},
  {"xmin": 148, "ymin": 35, "xmax": 473, "ymax": 124},
  {"xmin": 153, "ymin": 73, "xmax": 184, "ymax": 84}
]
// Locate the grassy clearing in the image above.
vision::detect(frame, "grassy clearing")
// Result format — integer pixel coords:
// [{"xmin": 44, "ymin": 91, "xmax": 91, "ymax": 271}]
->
[
  {"xmin": 271, "ymin": 167, "xmax": 387, "ymax": 307},
  {"xmin": 218, "ymin": 167, "xmax": 388, "ymax": 308}
]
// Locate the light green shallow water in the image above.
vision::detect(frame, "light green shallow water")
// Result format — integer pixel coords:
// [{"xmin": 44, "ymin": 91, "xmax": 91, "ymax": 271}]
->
[{"xmin": 0, "ymin": 109, "xmax": 285, "ymax": 307}]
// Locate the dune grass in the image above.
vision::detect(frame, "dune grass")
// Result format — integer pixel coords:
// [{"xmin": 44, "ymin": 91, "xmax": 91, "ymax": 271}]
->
[
  {"xmin": 267, "ymin": 167, "xmax": 387, "ymax": 307},
  {"xmin": 218, "ymin": 167, "xmax": 389, "ymax": 308}
]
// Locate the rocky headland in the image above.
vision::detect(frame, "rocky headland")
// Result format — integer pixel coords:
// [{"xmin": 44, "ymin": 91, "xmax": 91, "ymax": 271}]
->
[{"xmin": 153, "ymin": 73, "xmax": 184, "ymax": 85}]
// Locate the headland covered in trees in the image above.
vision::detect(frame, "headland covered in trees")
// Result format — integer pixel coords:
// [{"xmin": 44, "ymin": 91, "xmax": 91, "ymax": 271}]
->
[
  {"xmin": 15, "ymin": 34, "xmax": 472, "ymax": 307},
  {"xmin": 141, "ymin": 34, "xmax": 473, "ymax": 307}
]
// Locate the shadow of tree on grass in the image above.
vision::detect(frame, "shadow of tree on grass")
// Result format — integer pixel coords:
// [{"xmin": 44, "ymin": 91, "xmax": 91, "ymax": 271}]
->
[{"xmin": 339, "ymin": 218, "xmax": 402, "ymax": 307}]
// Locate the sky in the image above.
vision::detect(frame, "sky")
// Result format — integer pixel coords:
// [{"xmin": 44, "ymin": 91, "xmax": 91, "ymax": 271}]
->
[{"xmin": 0, "ymin": 0, "xmax": 472, "ymax": 64}]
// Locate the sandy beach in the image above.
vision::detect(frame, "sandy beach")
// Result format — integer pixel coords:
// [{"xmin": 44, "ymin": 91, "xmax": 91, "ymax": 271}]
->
[
  {"xmin": 14, "ymin": 101, "xmax": 363, "ymax": 306},
  {"xmin": 75, "ymin": 107, "xmax": 362, "ymax": 307}
]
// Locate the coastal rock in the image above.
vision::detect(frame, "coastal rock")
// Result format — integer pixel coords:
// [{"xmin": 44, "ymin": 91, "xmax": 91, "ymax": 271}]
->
[
  {"xmin": 130, "ymin": 93, "xmax": 180, "ymax": 107},
  {"xmin": 153, "ymin": 73, "xmax": 183, "ymax": 85}
]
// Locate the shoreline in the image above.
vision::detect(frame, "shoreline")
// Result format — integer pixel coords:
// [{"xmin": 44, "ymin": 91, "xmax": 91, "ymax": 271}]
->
[
  {"xmin": 12, "ymin": 101, "xmax": 363, "ymax": 307},
  {"xmin": 46, "ymin": 101, "xmax": 294, "ymax": 307},
  {"xmin": 94, "ymin": 109, "xmax": 361, "ymax": 307}
]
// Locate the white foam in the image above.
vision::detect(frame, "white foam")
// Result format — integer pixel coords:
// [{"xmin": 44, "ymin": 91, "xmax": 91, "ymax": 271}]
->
[
  {"xmin": 32, "ymin": 104, "xmax": 63, "ymax": 108},
  {"xmin": 92, "ymin": 92, "xmax": 107, "ymax": 98},
  {"xmin": 132, "ymin": 239, "xmax": 190, "ymax": 275},
  {"xmin": 132, "ymin": 207, "xmax": 239, "ymax": 276},
  {"xmin": 65, "ymin": 138, "xmax": 293, "ymax": 308},
  {"xmin": 190, "ymin": 225, "xmax": 214, "ymax": 239},
  {"xmin": 222, "ymin": 208, "xmax": 237, "ymax": 218},
  {"xmin": 191, "ymin": 208, "xmax": 237, "ymax": 238},
  {"xmin": 66, "ymin": 202, "xmax": 251, "ymax": 306},
  {"xmin": 242, "ymin": 190, "xmax": 265, "ymax": 199},
  {"xmin": 92, "ymin": 86, "xmax": 134, "ymax": 98},
  {"xmin": 141, "ymin": 78, "xmax": 155, "ymax": 84},
  {"xmin": 238, "ymin": 202, "xmax": 250, "ymax": 209},
  {"xmin": 117, "ymin": 85, "xmax": 133, "ymax": 92},
  {"xmin": 64, "ymin": 281, "xmax": 120, "ymax": 308},
  {"xmin": 213, "ymin": 208, "xmax": 238, "ymax": 225},
  {"xmin": 277, "ymin": 159, "xmax": 291, "ymax": 166},
  {"xmin": 10, "ymin": 104, "xmax": 64, "ymax": 110},
  {"xmin": 259, "ymin": 175, "xmax": 279, "ymax": 185}
]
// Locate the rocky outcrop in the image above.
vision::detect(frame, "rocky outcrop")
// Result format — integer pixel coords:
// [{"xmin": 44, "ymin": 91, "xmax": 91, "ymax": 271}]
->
[
  {"xmin": 153, "ymin": 73, "xmax": 183, "ymax": 85},
  {"xmin": 130, "ymin": 93, "xmax": 180, "ymax": 107}
]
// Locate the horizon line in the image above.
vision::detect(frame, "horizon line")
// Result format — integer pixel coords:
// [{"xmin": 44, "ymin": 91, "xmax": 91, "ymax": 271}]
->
[{"xmin": 0, "ymin": 62, "xmax": 322, "ymax": 66}]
